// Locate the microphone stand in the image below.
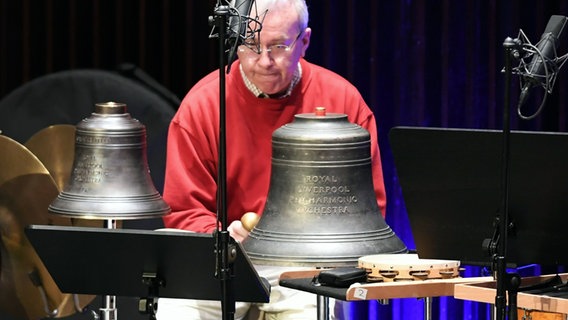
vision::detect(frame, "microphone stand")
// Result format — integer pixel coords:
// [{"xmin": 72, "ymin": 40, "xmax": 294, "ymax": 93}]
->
[
  {"xmin": 489, "ymin": 17, "xmax": 568, "ymax": 319},
  {"xmin": 491, "ymin": 36, "xmax": 521, "ymax": 320},
  {"xmin": 209, "ymin": 5, "xmax": 236, "ymax": 320}
]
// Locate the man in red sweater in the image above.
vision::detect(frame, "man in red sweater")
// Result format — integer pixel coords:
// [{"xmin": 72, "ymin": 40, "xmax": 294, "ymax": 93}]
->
[{"xmin": 158, "ymin": 0, "xmax": 387, "ymax": 318}]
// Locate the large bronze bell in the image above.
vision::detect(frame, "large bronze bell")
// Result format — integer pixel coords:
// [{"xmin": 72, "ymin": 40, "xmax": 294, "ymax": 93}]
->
[
  {"xmin": 48, "ymin": 102, "xmax": 170, "ymax": 219},
  {"xmin": 242, "ymin": 109, "xmax": 407, "ymax": 267}
]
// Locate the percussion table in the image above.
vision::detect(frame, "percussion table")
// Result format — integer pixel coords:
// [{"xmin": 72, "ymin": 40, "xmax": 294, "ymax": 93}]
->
[{"xmin": 279, "ymin": 269, "xmax": 492, "ymax": 320}]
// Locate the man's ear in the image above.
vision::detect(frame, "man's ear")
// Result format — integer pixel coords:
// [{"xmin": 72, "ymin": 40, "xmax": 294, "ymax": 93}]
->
[{"xmin": 300, "ymin": 27, "xmax": 312, "ymax": 57}]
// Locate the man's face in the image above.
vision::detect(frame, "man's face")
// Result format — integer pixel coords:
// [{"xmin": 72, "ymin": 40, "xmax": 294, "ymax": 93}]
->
[{"xmin": 237, "ymin": 4, "xmax": 311, "ymax": 96}]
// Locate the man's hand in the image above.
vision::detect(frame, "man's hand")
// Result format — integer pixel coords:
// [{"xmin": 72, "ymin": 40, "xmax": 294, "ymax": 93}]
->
[
  {"xmin": 227, "ymin": 212, "xmax": 260, "ymax": 242},
  {"xmin": 227, "ymin": 220, "xmax": 250, "ymax": 242}
]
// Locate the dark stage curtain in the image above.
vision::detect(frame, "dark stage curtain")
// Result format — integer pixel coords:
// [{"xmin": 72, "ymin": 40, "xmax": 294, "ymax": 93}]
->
[{"xmin": 1, "ymin": 1, "xmax": 568, "ymax": 319}]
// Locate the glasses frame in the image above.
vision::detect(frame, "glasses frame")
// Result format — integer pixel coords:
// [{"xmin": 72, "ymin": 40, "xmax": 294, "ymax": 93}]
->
[{"xmin": 238, "ymin": 31, "xmax": 303, "ymax": 58}]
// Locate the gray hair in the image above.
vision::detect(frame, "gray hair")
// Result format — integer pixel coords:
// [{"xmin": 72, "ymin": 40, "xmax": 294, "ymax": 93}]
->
[{"xmin": 253, "ymin": 0, "xmax": 309, "ymax": 31}]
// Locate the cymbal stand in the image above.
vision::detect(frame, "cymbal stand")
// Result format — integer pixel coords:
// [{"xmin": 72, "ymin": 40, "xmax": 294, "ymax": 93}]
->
[{"xmin": 28, "ymin": 268, "xmax": 59, "ymax": 317}]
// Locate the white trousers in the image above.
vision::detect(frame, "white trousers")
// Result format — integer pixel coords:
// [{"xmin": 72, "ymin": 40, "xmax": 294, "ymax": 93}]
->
[{"xmin": 156, "ymin": 265, "xmax": 336, "ymax": 320}]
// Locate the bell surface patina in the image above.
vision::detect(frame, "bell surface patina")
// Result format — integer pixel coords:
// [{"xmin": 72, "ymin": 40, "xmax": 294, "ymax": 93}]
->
[
  {"xmin": 49, "ymin": 102, "xmax": 170, "ymax": 220},
  {"xmin": 243, "ymin": 109, "xmax": 407, "ymax": 267}
]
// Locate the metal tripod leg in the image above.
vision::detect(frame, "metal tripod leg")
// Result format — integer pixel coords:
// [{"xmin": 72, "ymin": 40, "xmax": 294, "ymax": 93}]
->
[
  {"xmin": 424, "ymin": 297, "xmax": 432, "ymax": 320},
  {"xmin": 317, "ymin": 295, "xmax": 330, "ymax": 320}
]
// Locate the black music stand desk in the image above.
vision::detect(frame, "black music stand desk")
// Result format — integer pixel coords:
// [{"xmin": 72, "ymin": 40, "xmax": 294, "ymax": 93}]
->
[
  {"xmin": 389, "ymin": 126, "xmax": 568, "ymax": 266},
  {"xmin": 25, "ymin": 225, "xmax": 270, "ymax": 303}
]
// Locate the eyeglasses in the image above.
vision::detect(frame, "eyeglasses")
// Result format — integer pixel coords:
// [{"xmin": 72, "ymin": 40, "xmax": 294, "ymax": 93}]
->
[{"xmin": 238, "ymin": 32, "xmax": 303, "ymax": 59}]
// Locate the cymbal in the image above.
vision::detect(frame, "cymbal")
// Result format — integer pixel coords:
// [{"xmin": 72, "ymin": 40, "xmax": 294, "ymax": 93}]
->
[
  {"xmin": 24, "ymin": 125, "xmax": 110, "ymax": 229},
  {"xmin": 24, "ymin": 124, "xmax": 75, "ymax": 191},
  {"xmin": 0, "ymin": 134, "xmax": 93, "ymax": 319}
]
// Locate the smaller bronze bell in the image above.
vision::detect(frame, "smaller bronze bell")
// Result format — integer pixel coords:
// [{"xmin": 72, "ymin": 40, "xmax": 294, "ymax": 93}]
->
[{"xmin": 48, "ymin": 102, "xmax": 170, "ymax": 220}]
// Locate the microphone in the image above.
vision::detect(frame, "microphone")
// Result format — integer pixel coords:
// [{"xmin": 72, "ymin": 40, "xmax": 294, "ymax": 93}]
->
[
  {"xmin": 517, "ymin": 15, "xmax": 568, "ymax": 108},
  {"xmin": 226, "ymin": 0, "xmax": 255, "ymax": 73}
]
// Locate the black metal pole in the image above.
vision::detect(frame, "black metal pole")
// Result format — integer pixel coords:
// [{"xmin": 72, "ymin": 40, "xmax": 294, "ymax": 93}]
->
[
  {"xmin": 495, "ymin": 36, "xmax": 518, "ymax": 320},
  {"xmin": 210, "ymin": 5, "xmax": 236, "ymax": 320}
]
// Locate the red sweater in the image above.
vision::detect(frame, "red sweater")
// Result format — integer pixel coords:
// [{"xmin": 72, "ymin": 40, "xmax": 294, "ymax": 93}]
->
[{"xmin": 163, "ymin": 59, "xmax": 386, "ymax": 233}]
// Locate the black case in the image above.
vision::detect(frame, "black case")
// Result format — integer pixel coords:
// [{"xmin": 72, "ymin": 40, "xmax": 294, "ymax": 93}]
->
[{"xmin": 316, "ymin": 267, "xmax": 367, "ymax": 288}]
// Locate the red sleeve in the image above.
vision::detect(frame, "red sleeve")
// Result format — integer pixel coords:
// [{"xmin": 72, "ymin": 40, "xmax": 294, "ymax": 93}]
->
[{"xmin": 162, "ymin": 107, "xmax": 220, "ymax": 233}]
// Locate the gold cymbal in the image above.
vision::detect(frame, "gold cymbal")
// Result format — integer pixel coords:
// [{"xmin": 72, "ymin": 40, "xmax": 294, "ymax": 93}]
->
[
  {"xmin": 0, "ymin": 134, "xmax": 94, "ymax": 319},
  {"xmin": 24, "ymin": 125, "xmax": 110, "ymax": 229},
  {"xmin": 24, "ymin": 124, "xmax": 75, "ymax": 191}
]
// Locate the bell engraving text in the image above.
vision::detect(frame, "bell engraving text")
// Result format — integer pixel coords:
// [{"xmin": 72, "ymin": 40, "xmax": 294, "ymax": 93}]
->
[
  {"xmin": 292, "ymin": 175, "xmax": 358, "ymax": 214},
  {"xmin": 72, "ymin": 154, "xmax": 109, "ymax": 184},
  {"xmin": 76, "ymin": 135, "xmax": 112, "ymax": 144}
]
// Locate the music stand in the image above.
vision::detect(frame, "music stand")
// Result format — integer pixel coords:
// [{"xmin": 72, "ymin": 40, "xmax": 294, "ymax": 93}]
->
[
  {"xmin": 388, "ymin": 126, "xmax": 568, "ymax": 267},
  {"xmin": 25, "ymin": 225, "xmax": 270, "ymax": 317}
]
